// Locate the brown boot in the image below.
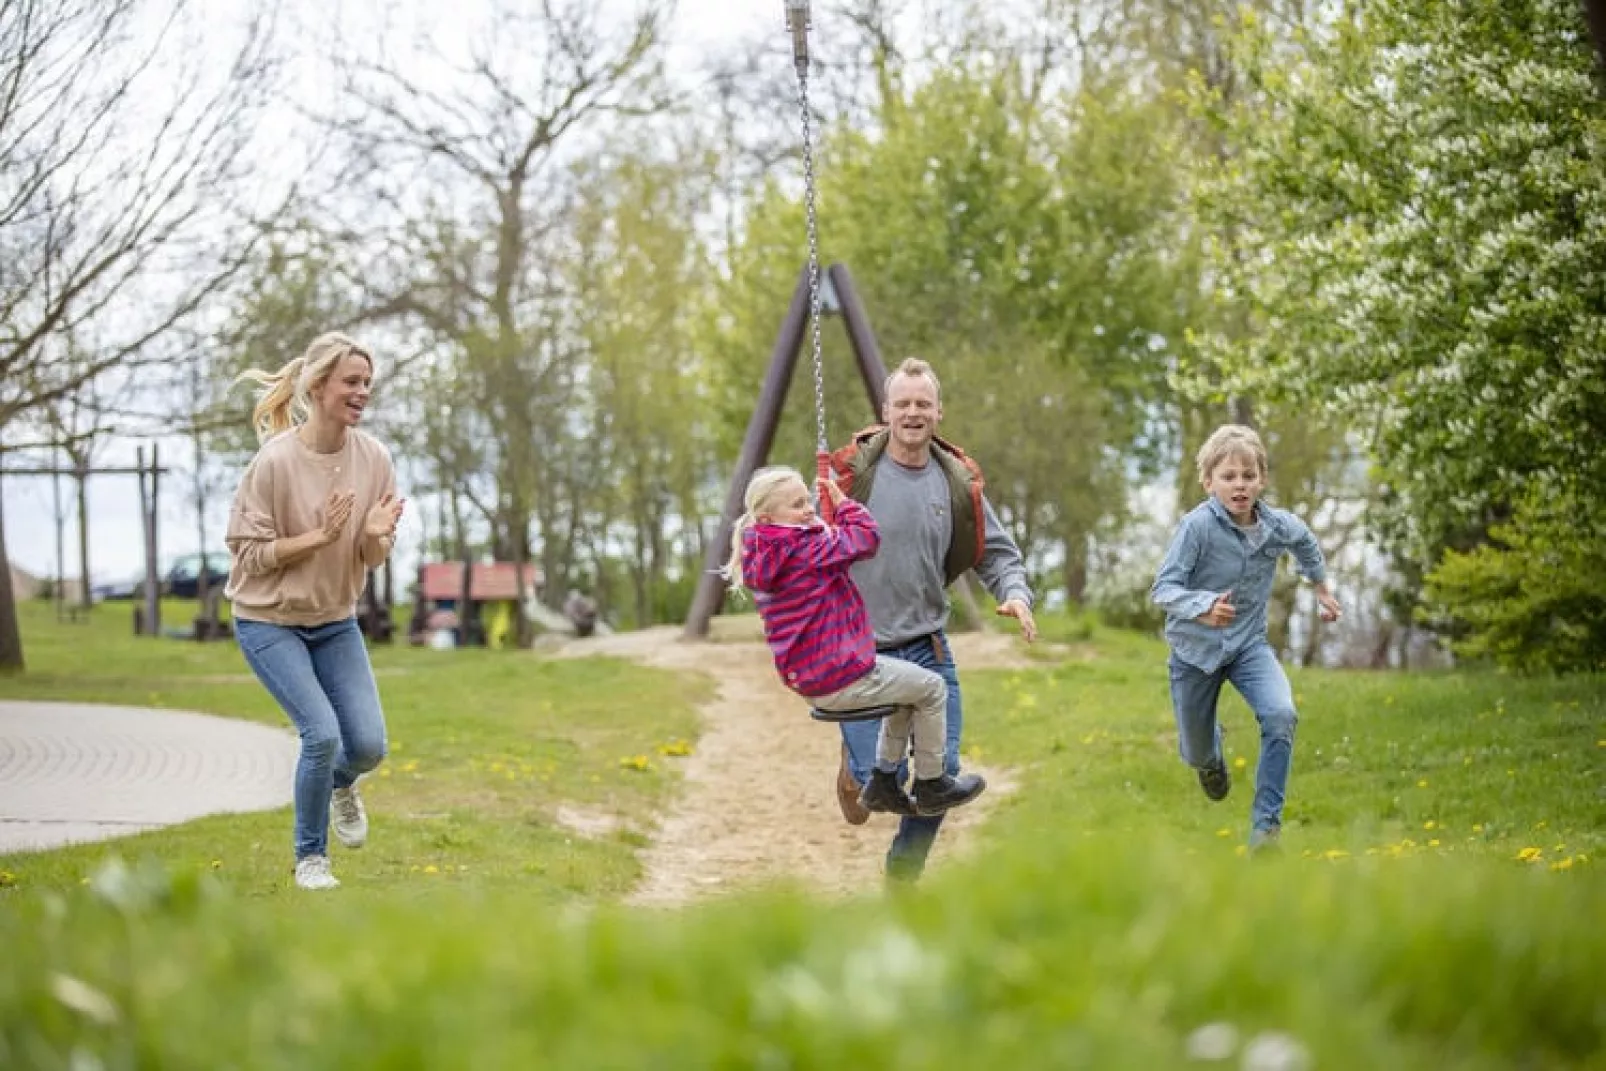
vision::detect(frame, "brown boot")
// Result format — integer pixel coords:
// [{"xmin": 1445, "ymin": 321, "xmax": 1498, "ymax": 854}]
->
[{"xmin": 836, "ymin": 743, "xmax": 870, "ymax": 825}]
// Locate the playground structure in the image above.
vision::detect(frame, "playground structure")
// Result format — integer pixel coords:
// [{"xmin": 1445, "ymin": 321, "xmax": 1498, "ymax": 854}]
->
[
  {"xmin": 408, "ymin": 561, "xmax": 542, "ymax": 648},
  {"xmin": 683, "ymin": 4, "xmax": 890, "ymax": 642},
  {"xmin": 681, "ymin": 262, "xmax": 889, "ymax": 640}
]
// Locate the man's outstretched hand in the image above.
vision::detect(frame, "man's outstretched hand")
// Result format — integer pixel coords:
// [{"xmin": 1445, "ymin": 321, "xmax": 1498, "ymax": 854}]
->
[{"xmin": 996, "ymin": 598, "xmax": 1037, "ymax": 644}]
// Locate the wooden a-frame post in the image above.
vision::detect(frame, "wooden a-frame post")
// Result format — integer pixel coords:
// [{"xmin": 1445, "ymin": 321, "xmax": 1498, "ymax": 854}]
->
[{"xmin": 682, "ymin": 262, "xmax": 889, "ymax": 640}]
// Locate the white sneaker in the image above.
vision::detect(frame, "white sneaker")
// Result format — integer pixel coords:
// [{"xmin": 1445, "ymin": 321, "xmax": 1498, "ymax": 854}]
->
[
  {"xmin": 294, "ymin": 854, "xmax": 340, "ymax": 891},
  {"xmin": 331, "ymin": 783, "xmax": 368, "ymax": 849}
]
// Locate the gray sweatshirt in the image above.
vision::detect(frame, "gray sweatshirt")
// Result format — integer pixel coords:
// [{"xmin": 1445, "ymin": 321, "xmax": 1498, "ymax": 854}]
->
[{"xmin": 849, "ymin": 452, "xmax": 1034, "ymax": 647}]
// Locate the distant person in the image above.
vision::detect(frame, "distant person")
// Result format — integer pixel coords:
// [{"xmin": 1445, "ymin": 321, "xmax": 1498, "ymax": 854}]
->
[
  {"xmin": 1151, "ymin": 424, "xmax": 1341, "ymax": 852},
  {"xmin": 224, "ymin": 332, "xmax": 405, "ymax": 890},
  {"xmin": 727, "ymin": 465, "xmax": 986, "ymax": 818},
  {"xmin": 563, "ymin": 589, "xmax": 598, "ymax": 638}
]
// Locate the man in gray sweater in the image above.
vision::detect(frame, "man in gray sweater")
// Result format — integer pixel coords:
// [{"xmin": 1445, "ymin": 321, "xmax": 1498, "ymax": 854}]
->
[{"xmin": 830, "ymin": 357, "xmax": 1036, "ymax": 882}]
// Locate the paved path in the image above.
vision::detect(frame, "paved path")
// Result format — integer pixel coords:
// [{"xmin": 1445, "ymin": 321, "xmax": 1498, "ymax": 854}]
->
[{"xmin": 0, "ymin": 701, "xmax": 297, "ymax": 855}]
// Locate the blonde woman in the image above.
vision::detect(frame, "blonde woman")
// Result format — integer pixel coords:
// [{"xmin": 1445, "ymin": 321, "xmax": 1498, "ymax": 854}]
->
[{"xmin": 224, "ymin": 332, "xmax": 405, "ymax": 890}]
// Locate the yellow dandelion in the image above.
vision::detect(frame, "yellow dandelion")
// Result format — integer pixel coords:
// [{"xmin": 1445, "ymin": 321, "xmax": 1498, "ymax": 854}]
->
[
  {"xmin": 1323, "ymin": 849, "xmax": 1350, "ymax": 861},
  {"xmin": 1516, "ymin": 847, "xmax": 1543, "ymax": 863},
  {"xmin": 1472, "ymin": 824, "xmax": 1484, "ymax": 833},
  {"xmin": 656, "ymin": 740, "xmax": 693, "ymax": 757},
  {"xmin": 1597, "ymin": 740, "xmax": 1606, "ymax": 748},
  {"xmin": 0, "ymin": 871, "xmax": 15, "ymax": 888},
  {"xmin": 1417, "ymin": 779, "xmax": 1428, "ymax": 788},
  {"xmin": 1234, "ymin": 845, "xmax": 1248, "ymax": 858},
  {"xmin": 619, "ymin": 755, "xmax": 653, "ymax": 772},
  {"xmin": 1550, "ymin": 857, "xmax": 1575, "ymax": 872},
  {"xmin": 1534, "ymin": 820, "xmax": 1548, "ymax": 830},
  {"xmin": 1423, "ymin": 820, "xmax": 1436, "ymax": 830},
  {"xmin": 1428, "ymin": 839, "xmax": 1441, "ymax": 848},
  {"xmin": 210, "ymin": 860, "xmax": 222, "ymax": 870},
  {"xmin": 1234, "ymin": 757, "xmax": 1247, "ymax": 770},
  {"xmin": 424, "ymin": 865, "xmax": 439, "ymax": 875},
  {"xmin": 1216, "ymin": 828, "xmax": 1232, "ymax": 838}
]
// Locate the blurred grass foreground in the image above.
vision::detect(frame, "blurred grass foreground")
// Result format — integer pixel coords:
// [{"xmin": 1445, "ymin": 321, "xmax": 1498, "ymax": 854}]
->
[{"xmin": 1, "ymin": 601, "xmax": 1603, "ymax": 1068}]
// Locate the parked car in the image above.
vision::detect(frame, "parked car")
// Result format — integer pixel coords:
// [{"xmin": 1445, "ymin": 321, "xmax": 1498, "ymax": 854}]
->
[
  {"xmin": 164, "ymin": 553, "xmax": 230, "ymax": 599},
  {"xmin": 91, "ymin": 574, "xmax": 141, "ymax": 601}
]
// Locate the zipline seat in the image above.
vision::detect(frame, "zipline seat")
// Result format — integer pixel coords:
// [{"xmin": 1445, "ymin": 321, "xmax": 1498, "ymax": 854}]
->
[{"xmin": 809, "ymin": 703, "xmax": 897, "ymax": 724}]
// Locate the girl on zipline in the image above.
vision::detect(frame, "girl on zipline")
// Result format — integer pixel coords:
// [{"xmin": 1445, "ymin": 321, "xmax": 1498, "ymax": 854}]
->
[
  {"xmin": 726, "ymin": 466, "xmax": 985, "ymax": 817},
  {"xmin": 224, "ymin": 332, "xmax": 405, "ymax": 890}
]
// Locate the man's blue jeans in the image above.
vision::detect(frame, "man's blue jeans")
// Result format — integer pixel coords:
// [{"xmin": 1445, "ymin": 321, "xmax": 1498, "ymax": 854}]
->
[
  {"xmin": 840, "ymin": 632, "xmax": 962, "ymax": 882},
  {"xmin": 1168, "ymin": 639, "xmax": 1298, "ymax": 833},
  {"xmin": 236, "ymin": 617, "xmax": 388, "ymax": 860}
]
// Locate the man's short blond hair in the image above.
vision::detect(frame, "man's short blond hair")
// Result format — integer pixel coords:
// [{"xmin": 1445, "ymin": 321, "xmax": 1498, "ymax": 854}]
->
[
  {"xmin": 1195, "ymin": 424, "xmax": 1268, "ymax": 486},
  {"xmin": 885, "ymin": 356, "xmax": 941, "ymax": 403}
]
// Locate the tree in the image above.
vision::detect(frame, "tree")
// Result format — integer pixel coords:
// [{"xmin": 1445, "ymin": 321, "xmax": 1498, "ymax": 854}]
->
[
  {"xmin": 311, "ymin": 0, "xmax": 671, "ymax": 642},
  {"xmin": 0, "ymin": 0, "xmax": 278, "ymax": 671},
  {"xmin": 1192, "ymin": 0, "xmax": 1606, "ymax": 668},
  {"xmin": 706, "ymin": 53, "xmax": 1190, "ymax": 604},
  {"xmin": 570, "ymin": 148, "xmax": 715, "ymax": 626}
]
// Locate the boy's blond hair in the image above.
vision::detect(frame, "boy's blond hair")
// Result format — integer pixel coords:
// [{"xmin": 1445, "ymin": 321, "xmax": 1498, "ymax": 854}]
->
[{"xmin": 1195, "ymin": 424, "xmax": 1268, "ymax": 486}]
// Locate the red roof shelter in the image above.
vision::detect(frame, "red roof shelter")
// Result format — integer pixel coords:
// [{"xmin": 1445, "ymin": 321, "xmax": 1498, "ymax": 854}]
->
[{"xmin": 418, "ymin": 562, "xmax": 542, "ymax": 603}]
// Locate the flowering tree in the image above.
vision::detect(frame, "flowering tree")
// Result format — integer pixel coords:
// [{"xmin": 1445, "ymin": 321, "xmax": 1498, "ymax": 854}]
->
[{"xmin": 1190, "ymin": 0, "xmax": 1606, "ymax": 670}]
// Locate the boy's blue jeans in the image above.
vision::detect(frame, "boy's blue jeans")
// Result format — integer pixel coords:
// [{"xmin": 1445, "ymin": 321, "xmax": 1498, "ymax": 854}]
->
[
  {"xmin": 236, "ymin": 617, "xmax": 388, "ymax": 860},
  {"xmin": 840, "ymin": 632, "xmax": 962, "ymax": 882},
  {"xmin": 1168, "ymin": 639, "xmax": 1298, "ymax": 833}
]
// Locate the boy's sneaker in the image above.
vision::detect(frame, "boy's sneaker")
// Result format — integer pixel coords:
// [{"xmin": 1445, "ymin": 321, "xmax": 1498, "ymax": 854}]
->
[
  {"xmin": 836, "ymin": 744, "xmax": 870, "ymax": 825},
  {"xmin": 1197, "ymin": 761, "xmax": 1231, "ymax": 802},
  {"xmin": 859, "ymin": 768, "xmax": 917, "ymax": 815},
  {"xmin": 1248, "ymin": 826, "xmax": 1282, "ymax": 854},
  {"xmin": 294, "ymin": 855, "xmax": 340, "ymax": 891},
  {"xmin": 912, "ymin": 772, "xmax": 986, "ymax": 815},
  {"xmin": 331, "ymin": 783, "xmax": 369, "ymax": 848}
]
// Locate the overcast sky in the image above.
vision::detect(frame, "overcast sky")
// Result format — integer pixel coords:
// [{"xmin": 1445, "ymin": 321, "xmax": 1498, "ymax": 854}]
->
[{"xmin": 3, "ymin": 0, "xmax": 800, "ymax": 587}]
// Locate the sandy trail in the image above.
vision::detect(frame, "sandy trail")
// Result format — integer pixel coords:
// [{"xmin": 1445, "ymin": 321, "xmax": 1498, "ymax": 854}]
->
[{"xmin": 553, "ymin": 619, "xmax": 1032, "ymax": 906}]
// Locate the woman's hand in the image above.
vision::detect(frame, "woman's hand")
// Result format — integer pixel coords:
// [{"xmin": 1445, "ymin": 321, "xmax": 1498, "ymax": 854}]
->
[
  {"xmin": 320, "ymin": 490, "xmax": 356, "ymax": 545},
  {"xmin": 364, "ymin": 493, "xmax": 405, "ymax": 539}
]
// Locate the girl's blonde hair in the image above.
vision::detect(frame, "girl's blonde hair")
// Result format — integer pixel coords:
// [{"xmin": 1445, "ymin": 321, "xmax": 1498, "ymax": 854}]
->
[
  {"xmin": 1195, "ymin": 424, "xmax": 1268, "ymax": 486},
  {"xmin": 237, "ymin": 332, "xmax": 375, "ymax": 444},
  {"xmin": 722, "ymin": 465, "xmax": 806, "ymax": 590}
]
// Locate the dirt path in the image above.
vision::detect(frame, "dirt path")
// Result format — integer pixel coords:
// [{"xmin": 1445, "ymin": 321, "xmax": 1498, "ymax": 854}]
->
[{"xmin": 552, "ymin": 618, "xmax": 1034, "ymax": 906}]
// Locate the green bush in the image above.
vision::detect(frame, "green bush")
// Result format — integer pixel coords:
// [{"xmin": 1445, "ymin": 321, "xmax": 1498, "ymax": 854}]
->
[{"xmin": 1423, "ymin": 488, "xmax": 1606, "ymax": 673}]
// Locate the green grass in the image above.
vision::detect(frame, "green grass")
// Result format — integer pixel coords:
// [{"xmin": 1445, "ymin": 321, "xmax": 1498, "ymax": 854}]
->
[
  {"xmin": 2, "ymin": 599, "xmax": 1603, "ymax": 1068},
  {"xmin": 0, "ymin": 598, "xmax": 706, "ymax": 900},
  {"xmin": 965, "ymin": 626, "xmax": 1606, "ymax": 868}
]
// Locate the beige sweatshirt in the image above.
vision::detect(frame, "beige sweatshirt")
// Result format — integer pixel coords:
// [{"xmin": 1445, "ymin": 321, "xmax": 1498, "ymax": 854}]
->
[{"xmin": 224, "ymin": 428, "xmax": 397, "ymax": 626}]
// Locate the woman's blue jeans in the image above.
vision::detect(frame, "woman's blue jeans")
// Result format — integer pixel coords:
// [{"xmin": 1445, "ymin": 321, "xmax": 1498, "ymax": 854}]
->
[
  {"xmin": 236, "ymin": 616, "xmax": 388, "ymax": 860},
  {"xmin": 839, "ymin": 632, "xmax": 962, "ymax": 883}
]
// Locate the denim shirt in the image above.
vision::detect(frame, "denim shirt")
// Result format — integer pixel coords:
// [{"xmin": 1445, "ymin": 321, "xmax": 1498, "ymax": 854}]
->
[{"xmin": 1150, "ymin": 497, "xmax": 1327, "ymax": 672}]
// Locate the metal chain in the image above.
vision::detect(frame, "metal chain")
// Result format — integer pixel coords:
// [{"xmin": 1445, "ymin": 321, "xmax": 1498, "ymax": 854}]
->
[{"xmin": 796, "ymin": 59, "xmax": 828, "ymax": 456}]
